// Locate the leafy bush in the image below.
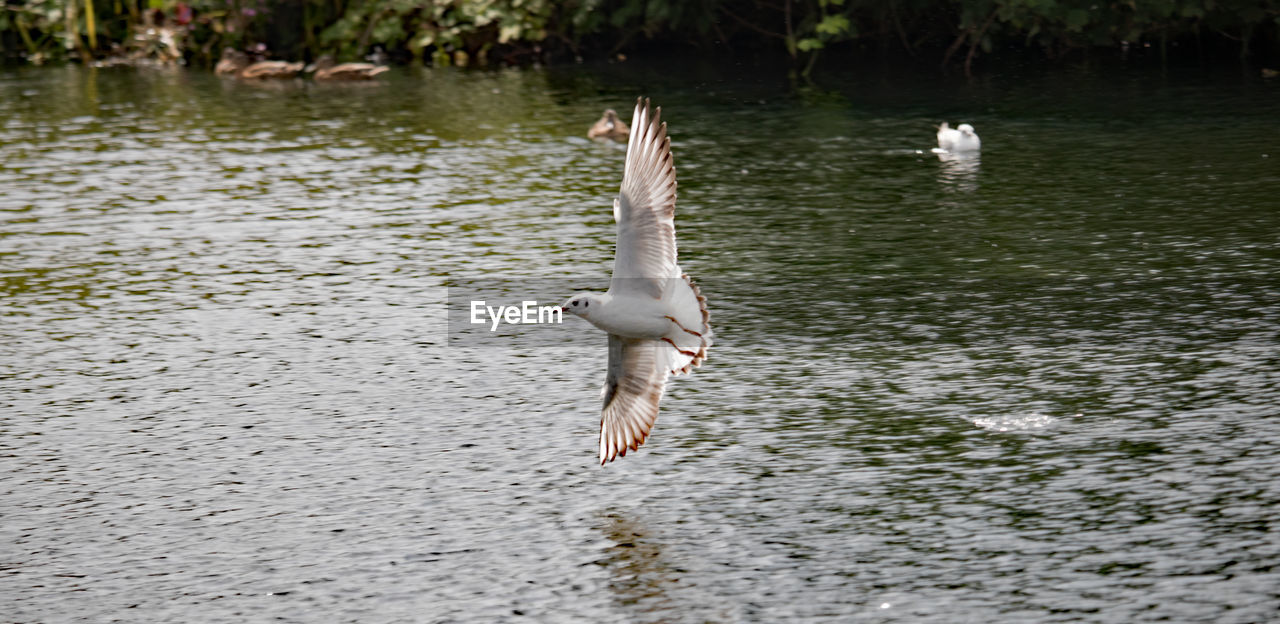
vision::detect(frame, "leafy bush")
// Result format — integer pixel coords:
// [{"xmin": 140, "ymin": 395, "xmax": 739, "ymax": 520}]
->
[{"xmin": 1, "ymin": 0, "xmax": 1275, "ymax": 70}]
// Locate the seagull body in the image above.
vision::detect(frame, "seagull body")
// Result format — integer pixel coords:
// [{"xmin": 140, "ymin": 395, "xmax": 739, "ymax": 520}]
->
[
  {"xmin": 937, "ymin": 122, "xmax": 981, "ymax": 153},
  {"xmin": 588, "ymin": 109, "xmax": 630, "ymax": 142},
  {"xmin": 570, "ymin": 293, "xmax": 679, "ymax": 339},
  {"xmin": 563, "ymin": 98, "xmax": 712, "ymax": 465}
]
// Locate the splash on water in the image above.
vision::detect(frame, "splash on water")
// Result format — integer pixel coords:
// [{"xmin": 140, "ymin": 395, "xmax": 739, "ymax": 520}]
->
[{"xmin": 972, "ymin": 412, "xmax": 1059, "ymax": 432}]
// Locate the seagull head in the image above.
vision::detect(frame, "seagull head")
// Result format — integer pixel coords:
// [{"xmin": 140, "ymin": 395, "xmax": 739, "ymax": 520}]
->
[
  {"xmin": 958, "ymin": 123, "xmax": 976, "ymax": 136},
  {"xmin": 560, "ymin": 293, "xmax": 602, "ymax": 318},
  {"xmin": 601, "ymin": 109, "xmax": 619, "ymax": 129}
]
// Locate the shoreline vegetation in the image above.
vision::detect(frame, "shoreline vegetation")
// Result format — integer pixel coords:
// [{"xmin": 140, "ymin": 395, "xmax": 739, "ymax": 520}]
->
[{"xmin": 2, "ymin": 1, "xmax": 1278, "ymax": 76}]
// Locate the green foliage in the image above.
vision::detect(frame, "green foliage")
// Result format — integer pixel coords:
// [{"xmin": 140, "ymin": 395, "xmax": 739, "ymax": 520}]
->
[
  {"xmin": 2, "ymin": 0, "xmax": 76, "ymax": 62},
  {"xmin": 0, "ymin": 0, "xmax": 1276, "ymax": 68},
  {"xmin": 314, "ymin": 0, "xmax": 566, "ymax": 65}
]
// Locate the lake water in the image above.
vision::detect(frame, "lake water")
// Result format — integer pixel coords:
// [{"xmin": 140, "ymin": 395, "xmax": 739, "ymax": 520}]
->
[{"xmin": 2, "ymin": 61, "xmax": 1278, "ymax": 622}]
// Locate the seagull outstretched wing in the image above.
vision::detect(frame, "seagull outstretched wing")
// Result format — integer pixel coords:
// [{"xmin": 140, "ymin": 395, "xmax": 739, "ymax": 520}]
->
[
  {"xmin": 599, "ymin": 335, "xmax": 670, "ymax": 464},
  {"xmin": 609, "ymin": 98, "xmax": 679, "ymax": 300}
]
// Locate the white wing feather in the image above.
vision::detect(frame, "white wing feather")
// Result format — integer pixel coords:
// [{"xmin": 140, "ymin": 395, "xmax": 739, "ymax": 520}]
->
[
  {"xmin": 609, "ymin": 98, "xmax": 679, "ymax": 300},
  {"xmin": 599, "ymin": 335, "xmax": 670, "ymax": 465},
  {"xmin": 937, "ymin": 123, "xmax": 959, "ymax": 151}
]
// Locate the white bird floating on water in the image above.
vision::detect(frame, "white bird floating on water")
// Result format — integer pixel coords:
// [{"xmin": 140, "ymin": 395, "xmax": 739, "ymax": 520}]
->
[
  {"xmin": 562, "ymin": 98, "xmax": 713, "ymax": 465},
  {"xmin": 935, "ymin": 122, "xmax": 981, "ymax": 153}
]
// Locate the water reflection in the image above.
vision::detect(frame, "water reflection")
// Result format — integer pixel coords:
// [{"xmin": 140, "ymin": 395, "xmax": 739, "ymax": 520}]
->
[
  {"xmin": 934, "ymin": 149, "xmax": 980, "ymax": 192},
  {"xmin": 216, "ymin": 74, "xmax": 306, "ymax": 93},
  {"xmin": 594, "ymin": 510, "xmax": 740, "ymax": 622},
  {"xmin": 597, "ymin": 512, "xmax": 680, "ymax": 614}
]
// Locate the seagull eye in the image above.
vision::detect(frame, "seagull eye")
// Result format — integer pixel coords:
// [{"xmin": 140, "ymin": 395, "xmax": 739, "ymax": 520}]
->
[{"xmin": 584, "ymin": 301, "xmax": 589, "ymax": 308}]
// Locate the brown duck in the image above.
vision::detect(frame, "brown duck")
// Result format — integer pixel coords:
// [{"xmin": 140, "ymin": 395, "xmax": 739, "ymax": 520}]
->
[
  {"xmin": 240, "ymin": 59, "xmax": 304, "ymax": 80},
  {"xmin": 312, "ymin": 55, "xmax": 389, "ymax": 81},
  {"xmin": 216, "ymin": 48, "xmax": 303, "ymax": 79},
  {"xmin": 588, "ymin": 109, "xmax": 630, "ymax": 142},
  {"xmin": 214, "ymin": 48, "xmax": 247, "ymax": 75}
]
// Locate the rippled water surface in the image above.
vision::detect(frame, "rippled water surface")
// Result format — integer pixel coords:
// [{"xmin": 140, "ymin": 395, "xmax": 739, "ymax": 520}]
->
[{"xmin": 3, "ymin": 62, "xmax": 1279, "ymax": 622}]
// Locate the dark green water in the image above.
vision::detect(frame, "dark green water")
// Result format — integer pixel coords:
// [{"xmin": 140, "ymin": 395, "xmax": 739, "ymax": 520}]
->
[{"xmin": 2, "ymin": 62, "xmax": 1278, "ymax": 622}]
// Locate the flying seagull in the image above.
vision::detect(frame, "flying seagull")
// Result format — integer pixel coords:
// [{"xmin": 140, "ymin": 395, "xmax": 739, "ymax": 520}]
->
[
  {"xmin": 562, "ymin": 98, "xmax": 713, "ymax": 465},
  {"xmin": 936, "ymin": 122, "xmax": 981, "ymax": 153}
]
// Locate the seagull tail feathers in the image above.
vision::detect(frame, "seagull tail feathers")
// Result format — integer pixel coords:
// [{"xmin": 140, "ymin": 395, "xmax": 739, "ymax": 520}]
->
[
  {"xmin": 662, "ymin": 272, "xmax": 712, "ymax": 376},
  {"xmin": 685, "ymin": 273, "xmax": 712, "ymax": 370}
]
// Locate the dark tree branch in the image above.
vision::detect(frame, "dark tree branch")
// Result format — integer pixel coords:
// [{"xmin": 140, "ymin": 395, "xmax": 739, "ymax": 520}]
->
[
  {"xmin": 717, "ymin": 4, "xmax": 786, "ymax": 41},
  {"xmin": 891, "ymin": 3, "xmax": 919, "ymax": 59},
  {"xmin": 964, "ymin": 9, "xmax": 997, "ymax": 77}
]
